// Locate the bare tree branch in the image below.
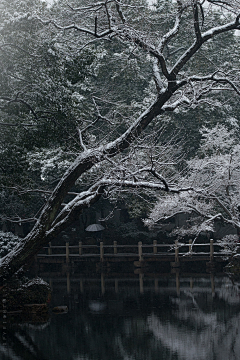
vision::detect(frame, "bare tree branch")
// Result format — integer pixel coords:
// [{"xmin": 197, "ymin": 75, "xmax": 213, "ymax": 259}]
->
[
  {"xmin": 159, "ymin": 0, "xmax": 183, "ymax": 53},
  {"xmin": 36, "ymin": 17, "xmax": 114, "ymax": 38},
  {"xmin": 115, "ymin": 2, "xmax": 126, "ymax": 23},
  {"xmin": 171, "ymin": 15, "xmax": 240, "ymax": 77},
  {"xmin": 77, "ymin": 127, "xmax": 88, "ymax": 152},
  {"xmin": 192, "ymin": 1, "xmax": 202, "ymax": 43}
]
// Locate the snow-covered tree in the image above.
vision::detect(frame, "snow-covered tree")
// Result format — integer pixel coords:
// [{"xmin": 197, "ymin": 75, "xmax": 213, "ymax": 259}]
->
[
  {"xmin": 146, "ymin": 123, "xmax": 240, "ymax": 249},
  {"xmin": 1, "ymin": 0, "xmax": 240, "ymax": 282}
]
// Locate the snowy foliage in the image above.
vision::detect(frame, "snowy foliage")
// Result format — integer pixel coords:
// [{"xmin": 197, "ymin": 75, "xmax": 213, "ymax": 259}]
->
[
  {"xmin": 27, "ymin": 148, "xmax": 74, "ymax": 182},
  {"xmin": 19, "ymin": 276, "xmax": 50, "ymax": 289},
  {"xmin": 0, "ymin": 231, "xmax": 20, "ymax": 258},
  {"xmin": 217, "ymin": 234, "xmax": 239, "ymax": 254},
  {"xmin": 199, "ymin": 125, "xmax": 237, "ymax": 155},
  {"xmin": 147, "ymin": 123, "xmax": 240, "ymax": 242}
]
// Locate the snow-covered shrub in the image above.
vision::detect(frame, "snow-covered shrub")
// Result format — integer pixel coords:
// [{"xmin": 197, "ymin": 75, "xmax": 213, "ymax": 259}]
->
[
  {"xmin": 0, "ymin": 231, "xmax": 20, "ymax": 258},
  {"xmin": 27, "ymin": 148, "xmax": 74, "ymax": 182},
  {"xmin": 217, "ymin": 234, "xmax": 239, "ymax": 254}
]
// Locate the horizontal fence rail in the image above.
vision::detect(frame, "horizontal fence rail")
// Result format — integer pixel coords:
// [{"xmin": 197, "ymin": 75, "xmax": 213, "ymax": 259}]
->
[{"xmin": 37, "ymin": 239, "xmax": 227, "ymax": 265}]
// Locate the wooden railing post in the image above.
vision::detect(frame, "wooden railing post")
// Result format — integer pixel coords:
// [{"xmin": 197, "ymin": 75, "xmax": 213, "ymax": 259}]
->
[
  {"xmin": 210, "ymin": 239, "xmax": 214, "ymax": 261},
  {"xmin": 211, "ymin": 273, "xmax": 215, "ymax": 297},
  {"xmin": 189, "ymin": 239, "xmax": 192, "ymax": 253},
  {"xmin": 139, "ymin": 273, "xmax": 144, "ymax": 294},
  {"xmin": 153, "ymin": 240, "xmax": 157, "ymax": 254},
  {"xmin": 175, "ymin": 240, "xmax": 179, "ymax": 263},
  {"xmin": 114, "ymin": 241, "xmax": 117, "ymax": 255},
  {"xmin": 138, "ymin": 241, "xmax": 143, "ymax": 261},
  {"xmin": 176, "ymin": 271, "xmax": 180, "ymax": 296},
  {"xmin": 190, "ymin": 277, "xmax": 193, "ymax": 289},
  {"xmin": 79, "ymin": 241, "xmax": 82, "ymax": 256},
  {"xmin": 67, "ymin": 272, "xmax": 70, "ymax": 294},
  {"xmin": 48, "ymin": 242, "xmax": 52, "ymax": 255},
  {"xmin": 101, "ymin": 273, "xmax": 105, "ymax": 294},
  {"xmin": 66, "ymin": 242, "xmax": 69, "ymax": 263},
  {"xmin": 100, "ymin": 242, "xmax": 104, "ymax": 261}
]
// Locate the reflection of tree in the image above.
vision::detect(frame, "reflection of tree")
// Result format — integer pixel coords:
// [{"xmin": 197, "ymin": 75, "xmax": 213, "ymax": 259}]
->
[
  {"xmin": 218, "ymin": 277, "xmax": 240, "ymax": 305},
  {"xmin": 147, "ymin": 283, "xmax": 240, "ymax": 360},
  {"xmin": 3, "ymin": 277, "xmax": 240, "ymax": 360},
  {"xmin": 148, "ymin": 311, "xmax": 240, "ymax": 360},
  {"xmin": 148, "ymin": 313, "xmax": 215, "ymax": 360},
  {"xmin": 15, "ymin": 294, "xmax": 176, "ymax": 360}
]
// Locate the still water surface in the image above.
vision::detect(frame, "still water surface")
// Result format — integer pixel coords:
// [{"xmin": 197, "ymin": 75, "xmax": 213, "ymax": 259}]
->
[{"xmin": 2, "ymin": 272, "xmax": 240, "ymax": 360}]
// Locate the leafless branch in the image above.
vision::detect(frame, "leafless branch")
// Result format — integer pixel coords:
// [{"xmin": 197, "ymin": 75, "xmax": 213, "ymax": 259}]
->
[
  {"xmin": 159, "ymin": 1, "xmax": 183, "ymax": 53},
  {"xmin": 171, "ymin": 15, "xmax": 240, "ymax": 77},
  {"xmin": 162, "ymin": 95, "xmax": 191, "ymax": 111},
  {"xmin": 67, "ymin": 1, "xmax": 114, "ymax": 12},
  {"xmin": 115, "ymin": 2, "xmax": 126, "ymax": 23},
  {"xmin": 153, "ymin": 59, "xmax": 165, "ymax": 92},
  {"xmin": 2, "ymin": 217, "xmax": 37, "ymax": 224},
  {"xmin": 192, "ymin": 1, "xmax": 202, "ymax": 43},
  {"xmin": 77, "ymin": 127, "xmax": 88, "ymax": 152},
  {"xmin": 36, "ymin": 17, "xmax": 113, "ymax": 38},
  {"xmin": 82, "ymin": 98, "xmax": 115, "ymax": 133},
  {"xmin": 175, "ymin": 71, "xmax": 240, "ymax": 98}
]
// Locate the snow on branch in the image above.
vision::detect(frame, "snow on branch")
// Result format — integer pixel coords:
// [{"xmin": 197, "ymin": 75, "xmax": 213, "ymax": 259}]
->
[
  {"xmin": 207, "ymin": 1, "xmax": 240, "ymax": 14},
  {"xmin": 146, "ymin": 123, "xmax": 240, "ymax": 242},
  {"xmin": 100, "ymin": 178, "xmax": 192, "ymax": 193},
  {"xmin": 158, "ymin": 0, "xmax": 183, "ymax": 53},
  {"xmin": 115, "ymin": 2, "xmax": 126, "ymax": 23},
  {"xmin": 171, "ymin": 15, "xmax": 240, "ymax": 77},
  {"xmin": 152, "ymin": 59, "xmax": 165, "ymax": 92},
  {"xmin": 77, "ymin": 128, "xmax": 88, "ymax": 152},
  {"xmin": 162, "ymin": 95, "xmax": 191, "ymax": 111},
  {"xmin": 66, "ymin": 0, "xmax": 144, "ymax": 12},
  {"xmin": 116, "ymin": 26, "xmax": 171, "ymax": 80},
  {"xmin": 192, "ymin": 0, "xmax": 202, "ymax": 43},
  {"xmin": 184, "ymin": 73, "xmax": 240, "ymax": 95},
  {"xmin": 113, "ymin": 0, "xmax": 146, "ymax": 8},
  {"xmin": 2, "ymin": 216, "xmax": 37, "ymax": 224},
  {"xmin": 35, "ymin": 17, "xmax": 113, "ymax": 39},
  {"xmin": 49, "ymin": 176, "xmax": 192, "ymax": 235},
  {"xmin": 67, "ymin": 1, "xmax": 114, "ymax": 12},
  {"xmin": 46, "ymin": 186, "xmax": 105, "ymax": 238},
  {"xmin": 1, "ymin": 186, "xmax": 52, "ymax": 196}
]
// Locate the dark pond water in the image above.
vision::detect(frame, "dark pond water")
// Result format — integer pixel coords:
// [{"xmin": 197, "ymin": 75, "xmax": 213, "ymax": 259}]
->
[{"xmin": 1, "ymin": 271, "xmax": 240, "ymax": 360}]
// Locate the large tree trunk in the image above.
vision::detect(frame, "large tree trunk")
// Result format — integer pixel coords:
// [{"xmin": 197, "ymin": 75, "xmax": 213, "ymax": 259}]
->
[{"xmin": 0, "ymin": 92, "xmax": 171, "ymax": 284}]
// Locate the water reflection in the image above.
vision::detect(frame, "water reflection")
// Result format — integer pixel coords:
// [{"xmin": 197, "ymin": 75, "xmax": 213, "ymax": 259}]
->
[{"xmin": 1, "ymin": 273, "xmax": 240, "ymax": 360}]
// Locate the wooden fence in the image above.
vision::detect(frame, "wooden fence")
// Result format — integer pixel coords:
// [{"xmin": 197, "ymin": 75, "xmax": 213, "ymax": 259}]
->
[{"xmin": 37, "ymin": 239, "xmax": 226, "ymax": 266}]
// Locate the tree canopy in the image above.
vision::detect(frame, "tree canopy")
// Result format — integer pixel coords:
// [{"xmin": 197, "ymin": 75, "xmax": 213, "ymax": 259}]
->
[{"xmin": 1, "ymin": 0, "xmax": 240, "ymax": 282}]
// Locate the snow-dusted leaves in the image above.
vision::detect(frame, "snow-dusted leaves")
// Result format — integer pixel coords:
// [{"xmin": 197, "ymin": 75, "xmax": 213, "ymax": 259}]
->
[
  {"xmin": 147, "ymin": 123, "xmax": 240, "ymax": 241},
  {"xmin": 27, "ymin": 148, "xmax": 74, "ymax": 182},
  {"xmin": 0, "ymin": 231, "xmax": 20, "ymax": 258},
  {"xmin": 217, "ymin": 234, "xmax": 239, "ymax": 254}
]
